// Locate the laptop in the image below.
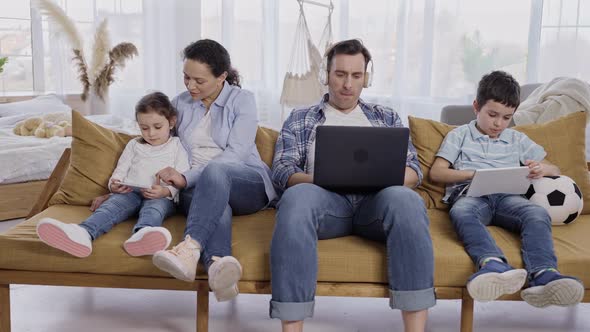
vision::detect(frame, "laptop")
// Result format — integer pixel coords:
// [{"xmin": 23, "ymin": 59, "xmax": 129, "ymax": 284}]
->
[
  {"xmin": 466, "ymin": 166, "xmax": 531, "ymax": 197},
  {"xmin": 313, "ymin": 126, "xmax": 409, "ymax": 192}
]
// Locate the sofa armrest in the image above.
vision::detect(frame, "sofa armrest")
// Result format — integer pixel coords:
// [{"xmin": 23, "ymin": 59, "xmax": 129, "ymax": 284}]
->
[{"xmin": 27, "ymin": 148, "xmax": 71, "ymax": 218}]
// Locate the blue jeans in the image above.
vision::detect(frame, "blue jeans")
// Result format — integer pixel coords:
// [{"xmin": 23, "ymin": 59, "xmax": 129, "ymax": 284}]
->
[
  {"xmin": 269, "ymin": 183, "xmax": 435, "ymax": 321},
  {"xmin": 80, "ymin": 191, "xmax": 175, "ymax": 240},
  {"xmin": 180, "ymin": 161, "xmax": 269, "ymax": 268},
  {"xmin": 449, "ymin": 194, "xmax": 557, "ymax": 274}
]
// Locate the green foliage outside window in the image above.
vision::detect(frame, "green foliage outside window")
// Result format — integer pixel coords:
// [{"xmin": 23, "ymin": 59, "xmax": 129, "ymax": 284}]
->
[{"xmin": 0, "ymin": 57, "xmax": 7, "ymax": 74}]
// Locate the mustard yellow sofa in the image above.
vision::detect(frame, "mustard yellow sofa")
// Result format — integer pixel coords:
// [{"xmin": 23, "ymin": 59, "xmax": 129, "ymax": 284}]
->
[{"xmin": 0, "ymin": 111, "xmax": 589, "ymax": 332}]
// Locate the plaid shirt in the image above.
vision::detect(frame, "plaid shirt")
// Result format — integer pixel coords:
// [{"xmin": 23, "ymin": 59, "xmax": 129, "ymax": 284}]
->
[{"xmin": 272, "ymin": 94, "xmax": 422, "ymax": 193}]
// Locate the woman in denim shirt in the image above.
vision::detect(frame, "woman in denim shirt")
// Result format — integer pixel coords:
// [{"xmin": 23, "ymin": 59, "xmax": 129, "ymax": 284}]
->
[{"xmin": 153, "ymin": 39, "xmax": 277, "ymax": 302}]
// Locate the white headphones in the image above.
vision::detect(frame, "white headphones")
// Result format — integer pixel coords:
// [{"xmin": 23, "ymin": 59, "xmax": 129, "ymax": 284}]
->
[{"xmin": 319, "ymin": 47, "xmax": 374, "ymax": 88}]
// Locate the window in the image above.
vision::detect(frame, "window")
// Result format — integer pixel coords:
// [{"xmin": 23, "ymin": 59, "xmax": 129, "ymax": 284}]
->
[
  {"xmin": 125, "ymin": 0, "xmax": 590, "ymax": 123},
  {"xmin": 0, "ymin": 0, "xmax": 143, "ymax": 96},
  {"xmin": 431, "ymin": 0, "xmax": 531, "ymax": 99},
  {"xmin": 43, "ymin": 0, "xmax": 143, "ymax": 94},
  {"xmin": 347, "ymin": 0, "xmax": 532, "ymax": 120},
  {"xmin": 537, "ymin": 0, "xmax": 590, "ymax": 82},
  {"xmin": 0, "ymin": 1, "xmax": 588, "ymax": 127},
  {"xmin": 0, "ymin": 1, "xmax": 33, "ymax": 94}
]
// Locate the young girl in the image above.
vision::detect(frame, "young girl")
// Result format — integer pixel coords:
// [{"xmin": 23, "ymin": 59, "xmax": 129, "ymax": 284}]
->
[{"xmin": 36, "ymin": 92, "xmax": 190, "ymax": 258}]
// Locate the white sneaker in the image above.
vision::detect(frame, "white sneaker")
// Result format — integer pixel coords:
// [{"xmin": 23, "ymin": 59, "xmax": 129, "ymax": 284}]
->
[
  {"xmin": 123, "ymin": 226, "xmax": 172, "ymax": 257},
  {"xmin": 152, "ymin": 235, "xmax": 200, "ymax": 282},
  {"xmin": 521, "ymin": 270, "xmax": 585, "ymax": 307},
  {"xmin": 208, "ymin": 256, "xmax": 242, "ymax": 302},
  {"xmin": 467, "ymin": 268, "xmax": 528, "ymax": 302},
  {"xmin": 36, "ymin": 217, "xmax": 92, "ymax": 258}
]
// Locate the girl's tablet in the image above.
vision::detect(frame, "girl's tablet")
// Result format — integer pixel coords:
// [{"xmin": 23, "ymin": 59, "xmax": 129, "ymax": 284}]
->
[{"xmin": 117, "ymin": 181, "xmax": 151, "ymax": 190}]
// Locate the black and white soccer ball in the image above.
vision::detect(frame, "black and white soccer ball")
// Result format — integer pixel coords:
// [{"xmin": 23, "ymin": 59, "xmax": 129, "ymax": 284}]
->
[{"xmin": 525, "ymin": 175, "xmax": 583, "ymax": 226}]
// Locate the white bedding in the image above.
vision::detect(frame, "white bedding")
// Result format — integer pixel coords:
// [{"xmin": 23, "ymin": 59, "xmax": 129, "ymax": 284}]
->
[{"xmin": 0, "ymin": 113, "xmax": 139, "ymax": 184}]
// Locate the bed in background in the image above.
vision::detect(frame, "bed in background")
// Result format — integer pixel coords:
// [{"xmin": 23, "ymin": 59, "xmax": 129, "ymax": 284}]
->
[
  {"xmin": 0, "ymin": 94, "xmax": 138, "ymax": 221},
  {"xmin": 0, "ymin": 95, "xmax": 77, "ymax": 221},
  {"xmin": 0, "ymin": 128, "xmax": 72, "ymax": 220}
]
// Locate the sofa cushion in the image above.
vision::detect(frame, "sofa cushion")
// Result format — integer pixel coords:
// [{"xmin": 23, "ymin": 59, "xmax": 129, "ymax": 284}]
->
[
  {"xmin": 3, "ymin": 205, "xmax": 590, "ymax": 288},
  {"xmin": 408, "ymin": 117, "xmax": 454, "ymax": 209},
  {"xmin": 49, "ymin": 111, "xmax": 280, "ymax": 206},
  {"xmin": 255, "ymin": 127, "xmax": 279, "ymax": 169},
  {"xmin": 514, "ymin": 115, "xmax": 590, "ymax": 214},
  {"xmin": 49, "ymin": 110, "xmax": 135, "ymax": 206},
  {"xmin": 409, "ymin": 112, "xmax": 590, "ymax": 214}
]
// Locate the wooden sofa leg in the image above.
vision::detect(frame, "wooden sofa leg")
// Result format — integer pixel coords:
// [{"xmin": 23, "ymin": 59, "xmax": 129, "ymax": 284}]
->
[
  {"xmin": 460, "ymin": 293, "xmax": 474, "ymax": 332},
  {"xmin": 196, "ymin": 283, "xmax": 209, "ymax": 332},
  {"xmin": 0, "ymin": 285, "xmax": 10, "ymax": 332}
]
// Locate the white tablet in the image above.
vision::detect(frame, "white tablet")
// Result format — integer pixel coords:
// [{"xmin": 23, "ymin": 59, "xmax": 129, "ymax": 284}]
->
[
  {"xmin": 466, "ymin": 166, "xmax": 531, "ymax": 197},
  {"xmin": 117, "ymin": 181, "xmax": 151, "ymax": 190}
]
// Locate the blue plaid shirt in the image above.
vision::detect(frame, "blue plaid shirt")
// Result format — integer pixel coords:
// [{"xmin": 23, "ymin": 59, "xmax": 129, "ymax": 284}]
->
[{"xmin": 272, "ymin": 94, "xmax": 422, "ymax": 193}]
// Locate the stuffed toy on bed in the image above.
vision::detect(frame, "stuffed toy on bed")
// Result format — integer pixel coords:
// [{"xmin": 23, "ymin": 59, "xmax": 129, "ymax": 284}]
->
[{"xmin": 13, "ymin": 112, "xmax": 72, "ymax": 138}]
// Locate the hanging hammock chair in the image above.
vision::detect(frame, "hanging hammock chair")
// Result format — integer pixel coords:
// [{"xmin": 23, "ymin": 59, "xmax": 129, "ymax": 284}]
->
[{"xmin": 279, "ymin": 0, "xmax": 333, "ymax": 111}]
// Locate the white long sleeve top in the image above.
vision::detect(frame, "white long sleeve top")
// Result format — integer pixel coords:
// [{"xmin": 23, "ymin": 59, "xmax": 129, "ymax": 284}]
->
[{"xmin": 109, "ymin": 136, "xmax": 190, "ymax": 200}]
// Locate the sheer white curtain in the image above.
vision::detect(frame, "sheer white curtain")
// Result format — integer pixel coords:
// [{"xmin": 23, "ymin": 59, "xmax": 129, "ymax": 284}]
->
[
  {"xmin": 40, "ymin": 0, "xmax": 590, "ymax": 127},
  {"xmin": 535, "ymin": 0, "xmax": 590, "ymax": 82},
  {"xmin": 355, "ymin": 0, "xmax": 533, "ymax": 123},
  {"xmin": 201, "ymin": 0, "xmax": 534, "ymax": 127}
]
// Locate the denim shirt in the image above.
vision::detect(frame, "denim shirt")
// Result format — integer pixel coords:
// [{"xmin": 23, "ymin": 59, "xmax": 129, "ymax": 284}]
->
[
  {"xmin": 173, "ymin": 82, "xmax": 277, "ymax": 203},
  {"xmin": 271, "ymin": 94, "xmax": 422, "ymax": 193}
]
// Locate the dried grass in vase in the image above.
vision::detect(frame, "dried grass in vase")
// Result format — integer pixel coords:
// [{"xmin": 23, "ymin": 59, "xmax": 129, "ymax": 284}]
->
[{"xmin": 34, "ymin": 0, "xmax": 138, "ymax": 101}]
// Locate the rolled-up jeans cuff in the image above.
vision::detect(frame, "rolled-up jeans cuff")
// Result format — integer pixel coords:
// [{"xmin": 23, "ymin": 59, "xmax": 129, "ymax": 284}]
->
[
  {"xmin": 389, "ymin": 287, "xmax": 436, "ymax": 311},
  {"xmin": 269, "ymin": 300, "xmax": 314, "ymax": 321}
]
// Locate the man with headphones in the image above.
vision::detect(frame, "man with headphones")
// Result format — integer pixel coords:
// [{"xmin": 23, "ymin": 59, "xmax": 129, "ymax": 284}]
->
[{"xmin": 270, "ymin": 39, "xmax": 435, "ymax": 332}]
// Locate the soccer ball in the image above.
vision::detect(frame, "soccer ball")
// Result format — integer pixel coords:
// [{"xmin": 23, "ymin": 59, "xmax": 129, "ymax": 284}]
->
[{"xmin": 524, "ymin": 175, "xmax": 583, "ymax": 226}]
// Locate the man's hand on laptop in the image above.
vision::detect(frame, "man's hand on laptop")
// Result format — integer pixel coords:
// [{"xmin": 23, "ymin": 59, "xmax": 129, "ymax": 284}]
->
[{"xmin": 287, "ymin": 173, "xmax": 314, "ymax": 187}]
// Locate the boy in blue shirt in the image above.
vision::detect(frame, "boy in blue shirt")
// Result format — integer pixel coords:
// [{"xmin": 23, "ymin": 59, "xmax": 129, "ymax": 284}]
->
[{"xmin": 430, "ymin": 71, "xmax": 584, "ymax": 307}]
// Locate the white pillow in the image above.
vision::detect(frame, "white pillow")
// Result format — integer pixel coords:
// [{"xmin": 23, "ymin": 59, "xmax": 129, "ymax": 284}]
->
[{"xmin": 0, "ymin": 94, "xmax": 71, "ymax": 117}]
